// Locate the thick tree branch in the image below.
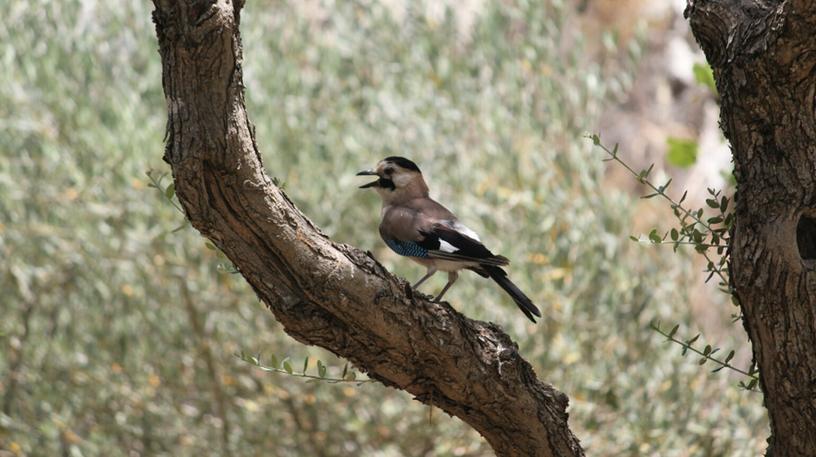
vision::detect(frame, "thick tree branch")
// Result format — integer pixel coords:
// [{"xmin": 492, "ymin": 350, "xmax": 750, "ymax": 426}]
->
[
  {"xmin": 151, "ymin": 1, "xmax": 583, "ymax": 455},
  {"xmin": 687, "ymin": 1, "xmax": 816, "ymax": 455}
]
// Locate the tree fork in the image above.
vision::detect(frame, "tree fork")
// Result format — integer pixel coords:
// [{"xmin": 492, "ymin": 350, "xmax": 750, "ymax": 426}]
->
[
  {"xmin": 686, "ymin": 1, "xmax": 816, "ymax": 455},
  {"xmin": 150, "ymin": 1, "xmax": 583, "ymax": 455}
]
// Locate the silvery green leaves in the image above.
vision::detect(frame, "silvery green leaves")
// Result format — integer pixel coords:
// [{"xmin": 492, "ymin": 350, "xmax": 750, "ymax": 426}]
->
[
  {"xmin": 593, "ymin": 135, "xmax": 755, "ymax": 391},
  {"xmin": 652, "ymin": 322, "xmax": 759, "ymax": 392},
  {"xmin": 237, "ymin": 351, "xmax": 372, "ymax": 385},
  {"xmin": 593, "ymin": 136, "xmax": 733, "ymax": 299},
  {"xmin": 146, "ymin": 170, "xmax": 183, "ymax": 213}
]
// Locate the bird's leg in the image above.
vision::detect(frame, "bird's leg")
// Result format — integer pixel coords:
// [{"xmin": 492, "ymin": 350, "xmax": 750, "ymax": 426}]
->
[
  {"xmin": 433, "ymin": 271, "xmax": 459, "ymax": 303},
  {"xmin": 412, "ymin": 267, "xmax": 437, "ymax": 290}
]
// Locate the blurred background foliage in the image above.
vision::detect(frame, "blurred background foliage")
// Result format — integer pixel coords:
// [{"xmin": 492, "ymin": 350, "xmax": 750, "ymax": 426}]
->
[{"xmin": 0, "ymin": 0, "xmax": 766, "ymax": 456}]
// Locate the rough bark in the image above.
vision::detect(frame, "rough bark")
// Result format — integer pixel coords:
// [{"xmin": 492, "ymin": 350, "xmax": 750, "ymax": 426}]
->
[
  {"xmin": 686, "ymin": 1, "xmax": 816, "ymax": 455},
  {"xmin": 150, "ymin": 1, "xmax": 583, "ymax": 456}
]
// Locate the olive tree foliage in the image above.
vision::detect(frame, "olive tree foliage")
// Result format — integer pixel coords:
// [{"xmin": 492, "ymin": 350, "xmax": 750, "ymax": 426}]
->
[{"xmin": 0, "ymin": 0, "xmax": 767, "ymax": 456}]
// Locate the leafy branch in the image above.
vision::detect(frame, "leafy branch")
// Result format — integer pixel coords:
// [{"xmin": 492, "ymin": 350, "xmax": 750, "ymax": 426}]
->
[
  {"xmin": 590, "ymin": 134, "xmax": 758, "ymax": 390},
  {"xmin": 237, "ymin": 351, "xmax": 375, "ymax": 385},
  {"xmin": 146, "ymin": 169, "xmax": 184, "ymax": 213},
  {"xmin": 651, "ymin": 322, "xmax": 759, "ymax": 391},
  {"xmin": 590, "ymin": 134, "xmax": 734, "ymax": 297}
]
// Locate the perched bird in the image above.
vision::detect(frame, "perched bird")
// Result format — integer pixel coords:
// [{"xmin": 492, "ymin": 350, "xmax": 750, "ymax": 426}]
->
[{"xmin": 357, "ymin": 156, "xmax": 541, "ymax": 323}]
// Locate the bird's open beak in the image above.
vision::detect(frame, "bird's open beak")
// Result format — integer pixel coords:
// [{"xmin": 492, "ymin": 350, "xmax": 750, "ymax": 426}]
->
[{"xmin": 356, "ymin": 169, "xmax": 380, "ymax": 188}]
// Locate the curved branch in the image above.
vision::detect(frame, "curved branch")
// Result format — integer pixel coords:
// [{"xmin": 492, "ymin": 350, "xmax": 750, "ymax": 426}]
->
[{"xmin": 151, "ymin": 1, "xmax": 583, "ymax": 456}]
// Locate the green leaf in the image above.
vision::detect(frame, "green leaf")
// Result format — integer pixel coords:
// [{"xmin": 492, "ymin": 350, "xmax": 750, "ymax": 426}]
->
[
  {"xmin": 269, "ymin": 354, "xmax": 279, "ymax": 369},
  {"xmin": 724, "ymin": 350, "xmax": 735, "ymax": 363},
  {"xmin": 205, "ymin": 242, "xmax": 216, "ymax": 250},
  {"xmin": 639, "ymin": 163, "xmax": 654, "ymax": 180},
  {"xmin": 165, "ymin": 183, "xmax": 175, "ymax": 199},
  {"xmin": 670, "ymin": 228, "xmax": 679, "ymax": 241},
  {"xmin": 692, "ymin": 62, "xmax": 717, "ymax": 94},
  {"xmin": 648, "ymin": 229, "xmax": 662, "ymax": 244},
  {"xmin": 283, "ymin": 360, "xmax": 293, "ymax": 375},
  {"xmin": 668, "ymin": 324, "xmax": 679, "ymax": 338},
  {"xmin": 666, "ymin": 137, "xmax": 698, "ymax": 168},
  {"xmin": 302, "ymin": 357, "xmax": 309, "ymax": 375},
  {"xmin": 341, "ymin": 362, "xmax": 349, "ymax": 379},
  {"xmin": 317, "ymin": 360, "xmax": 327, "ymax": 378},
  {"xmin": 706, "ymin": 198, "xmax": 720, "ymax": 209},
  {"xmin": 703, "ymin": 344, "xmax": 712, "ymax": 355},
  {"xmin": 591, "ymin": 133, "xmax": 600, "ymax": 145}
]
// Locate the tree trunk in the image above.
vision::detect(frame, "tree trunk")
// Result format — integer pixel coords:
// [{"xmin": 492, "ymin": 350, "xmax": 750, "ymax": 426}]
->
[
  {"xmin": 150, "ymin": 1, "xmax": 583, "ymax": 456},
  {"xmin": 686, "ymin": 1, "xmax": 816, "ymax": 455}
]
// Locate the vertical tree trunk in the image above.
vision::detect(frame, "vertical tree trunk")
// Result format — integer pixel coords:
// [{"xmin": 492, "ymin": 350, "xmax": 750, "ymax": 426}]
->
[
  {"xmin": 150, "ymin": 1, "xmax": 584, "ymax": 455},
  {"xmin": 686, "ymin": 1, "xmax": 816, "ymax": 455}
]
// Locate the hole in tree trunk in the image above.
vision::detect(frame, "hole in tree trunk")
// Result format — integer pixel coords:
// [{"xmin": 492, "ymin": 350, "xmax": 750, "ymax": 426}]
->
[{"xmin": 797, "ymin": 213, "xmax": 816, "ymax": 260}]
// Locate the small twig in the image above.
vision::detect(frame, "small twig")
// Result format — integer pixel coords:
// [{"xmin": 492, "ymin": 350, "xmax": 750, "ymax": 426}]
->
[
  {"xmin": 146, "ymin": 170, "xmax": 184, "ymax": 213},
  {"xmin": 632, "ymin": 239, "xmax": 720, "ymax": 248},
  {"xmin": 592, "ymin": 136, "xmax": 730, "ymax": 287},
  {"xmin": 650, "ymin": 322, "xmax": 757, "ymax": 381},
  {"xmin": 236, "ymin": 353, "xmax": 376, "ymax": 385}
]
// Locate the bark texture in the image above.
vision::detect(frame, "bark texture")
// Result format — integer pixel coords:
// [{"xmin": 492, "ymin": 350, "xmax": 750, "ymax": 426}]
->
[
  {"xmin": 151, "ymin": 1, "xmax": 583, "ymax": 455},
  {"xmin": 686, "ymin": 1, "xmax": 816, "ymax": 455}
]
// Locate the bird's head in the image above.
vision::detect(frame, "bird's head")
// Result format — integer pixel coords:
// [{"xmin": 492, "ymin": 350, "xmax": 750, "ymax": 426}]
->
[{"xmin": 356, "ymin": 156, "xmax": 428, "ymax": 203}]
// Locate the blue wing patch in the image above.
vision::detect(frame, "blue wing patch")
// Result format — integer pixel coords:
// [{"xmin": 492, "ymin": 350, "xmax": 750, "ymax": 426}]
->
[{"xmin": 384, "ymin": 239, "xmax": 429, "ymax": 258}]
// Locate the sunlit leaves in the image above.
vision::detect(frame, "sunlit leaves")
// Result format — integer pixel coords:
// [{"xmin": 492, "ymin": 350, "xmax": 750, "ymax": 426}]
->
[
  {"xmin": 237, "ymin": 352, "xmax": 373, "ymax": 385},
  {"xmin": 666, "ymin": 137, "xmax": 698, "ymax": 168},
  {"xmin": 692, "ymin": 62, "xmax": 717, "ymax": 95},
  {"xmin": 594, "ymin": 136, "xmax": 757, "ymax": 393},
  {"xmin": 594, "ymin": 137, "xmax": 734, "ymax": 297},
  {"xmin": 652, "ymin": 322, "xmax": 758, "ymax": 391}
]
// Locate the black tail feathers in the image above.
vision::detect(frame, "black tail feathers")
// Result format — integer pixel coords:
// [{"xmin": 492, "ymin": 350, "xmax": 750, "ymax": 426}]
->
[{"xmin": 483, "ymin": 266, "xmax": 541, "ymax": 323}]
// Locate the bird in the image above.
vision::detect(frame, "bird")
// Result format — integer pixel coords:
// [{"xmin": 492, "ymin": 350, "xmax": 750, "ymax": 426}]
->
[{"xmin": 356, "ymin": 156, "xmax": 541, "ymax": 323}]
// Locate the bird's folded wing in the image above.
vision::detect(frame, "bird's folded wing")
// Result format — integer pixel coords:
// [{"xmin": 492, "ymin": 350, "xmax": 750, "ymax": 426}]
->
[{"xmin": 419, "ymin": 223, "xmax": 509, "ymax": 267}]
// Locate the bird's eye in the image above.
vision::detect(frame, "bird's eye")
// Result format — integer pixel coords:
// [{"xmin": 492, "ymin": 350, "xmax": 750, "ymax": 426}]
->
[{"xmin": 384, "ymin": 168, "xmax": 394, "ymax": 175}]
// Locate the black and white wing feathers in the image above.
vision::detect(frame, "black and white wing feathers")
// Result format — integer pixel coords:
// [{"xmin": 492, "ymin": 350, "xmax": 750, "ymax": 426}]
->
[{"xmin": 418, "ymin": 222, "xmax": 509, "ymax": 267}]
